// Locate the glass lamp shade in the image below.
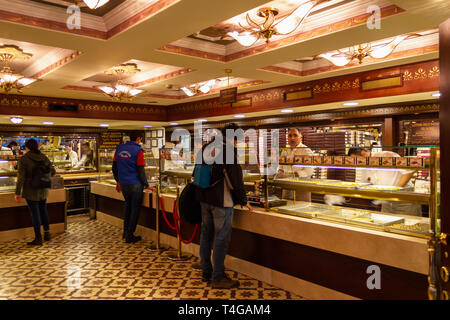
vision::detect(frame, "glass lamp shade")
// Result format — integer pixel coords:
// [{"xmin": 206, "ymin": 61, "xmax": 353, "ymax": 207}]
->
[
  {"xmin": 369, "ymin": 35, "xmax": 407, "ymax": 59},
  {"xmin": 16, "ymin": 77, "xmax": 37, "ymax": 87},
  {"xmin": 181, "ymin": 86, "xmax": 195, "ymax": 97},
  {"xmin": 227, "ymin": 31, "xmax": 259, "ymax": 47},
  {"xmin": 199, "ymin": 79, "xmax": 216, "ymax": 94},
  {"xmin": 319, "ymin": 52, "xmax": 352, "ymax": 67},
  {"xmin": 83, "ymin": 0, "xmax": 110, "ymax": 10},
  {"xmin": 274, "ymin": 0, "xmax": 317, "ymax": 35}
]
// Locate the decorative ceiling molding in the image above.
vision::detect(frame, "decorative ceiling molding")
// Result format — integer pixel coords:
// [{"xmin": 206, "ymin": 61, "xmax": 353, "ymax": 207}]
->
[
  {"xmin": 30, "ymin": 50, "xmax": 83, "ymax": 79},
  {"xmin": 157, "ymin": 4, "xmax": 403, "ymax": 62},
  {"xmin": 0, "ymin": 0, "xmax": 179, "ymax": 40},
  {"xmin": 132, "ymin": 68, "xmax": 195, "ymax": 87},
  {"xmin": 262, "ymin": 44, "xmax": 439, "ymax": 77}
]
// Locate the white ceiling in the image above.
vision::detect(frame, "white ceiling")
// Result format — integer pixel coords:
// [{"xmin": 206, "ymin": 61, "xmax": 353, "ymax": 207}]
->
[{"xmin": 0, "ymin": 0, "xmax": 447, "ymax": 111}]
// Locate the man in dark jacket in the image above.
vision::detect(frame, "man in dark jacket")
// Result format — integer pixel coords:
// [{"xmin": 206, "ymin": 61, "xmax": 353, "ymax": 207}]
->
[
  {"xmin": 112, "ymin": 132, "xmax": 154, "ymax": 243},
  {"xmin": 195, "ymin": 123, "xmax": 253, "ymax": 289}
]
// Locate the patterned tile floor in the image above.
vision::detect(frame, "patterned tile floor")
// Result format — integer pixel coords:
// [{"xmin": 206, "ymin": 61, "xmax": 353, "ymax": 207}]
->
[{"xmin": 0, "ymin": 214, "xmax": 304, "ymax": 300}]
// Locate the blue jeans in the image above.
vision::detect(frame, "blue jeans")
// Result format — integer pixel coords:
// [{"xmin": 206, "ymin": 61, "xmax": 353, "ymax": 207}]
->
[
  {"xmin": 199, "ymin": 202, "xmax": 234, "ymax": 281},
  {"xmin": 121, "ymin": 183, "xmax": 144, "ymax": 239},
  {"xmin": 26, "ymin": 199, "xmax": 50, "ymax": 238}
]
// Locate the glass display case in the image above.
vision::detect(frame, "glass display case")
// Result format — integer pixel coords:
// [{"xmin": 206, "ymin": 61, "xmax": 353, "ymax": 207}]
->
[
  {"xmin": 159, "ymin": 147, "xmax": 194, "ymax": 194},
  {"xmin": 0, "ymin": 154, "xmax": 17, "ymax": 193},
  {"xmin": 263, "ymin": 146, "xmax": 439, "ymax": 238},
  {"xmin": 1, "ymin": 134, "xmax": 97, "ymax": 174}
]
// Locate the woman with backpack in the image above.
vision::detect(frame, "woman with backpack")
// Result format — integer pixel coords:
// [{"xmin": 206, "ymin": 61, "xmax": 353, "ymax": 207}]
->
[{"xmin": 14, "ymin": 138, "xmax": 55, "ymax": 246}]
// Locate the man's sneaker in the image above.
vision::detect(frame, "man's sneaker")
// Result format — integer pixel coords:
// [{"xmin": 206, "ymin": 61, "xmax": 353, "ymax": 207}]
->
[
  {"xmin": 212, "ymin": 274, "xmax": 239, "ymax": 289},
  {"xmin": 125, "ymin": 235, "xmax": 142, "ymax": 243},
  {"xmin": 202, "ymin": 272, "xmax": 212, "ymax": 282}
]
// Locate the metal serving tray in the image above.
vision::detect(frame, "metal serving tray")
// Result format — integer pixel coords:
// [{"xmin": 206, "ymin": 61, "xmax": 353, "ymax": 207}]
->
[{"xmin": 348, "ymin": 213, "xmax": 404, "ymax": 227}]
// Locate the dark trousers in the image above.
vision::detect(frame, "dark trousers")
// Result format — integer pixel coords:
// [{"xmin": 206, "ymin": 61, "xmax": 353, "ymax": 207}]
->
[
  {"xmin": 26, "ymin": 199, "xmax": 50, "ymax": 238},
  {"xmin": 199, "ymin": 202, "xmax": 234, "ymax": 281},
  {"xmin": 121, "ymin": 183, "xmax": 144, "ymax": 239}
]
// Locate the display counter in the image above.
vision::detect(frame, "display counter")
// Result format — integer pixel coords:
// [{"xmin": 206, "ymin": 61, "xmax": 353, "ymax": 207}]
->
[
  {"xmin": 90, "ymin": 181, "xmax": 429, "ymax": 300},
  {"xmin": 0, "ymin": 188, "xmax": 67, "ymax": 242}
]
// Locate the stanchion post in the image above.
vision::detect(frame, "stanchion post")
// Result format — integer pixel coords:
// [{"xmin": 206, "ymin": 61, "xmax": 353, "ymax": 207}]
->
[
  {"xmin": 167, "ymin": 177, "xmax": 192, "ymax": 261},
  {"xmin": 147, "ymin": 184, "xmax": 169, "ymax": 252}
]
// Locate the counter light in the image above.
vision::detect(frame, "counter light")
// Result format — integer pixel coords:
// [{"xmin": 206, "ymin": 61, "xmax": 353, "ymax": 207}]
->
[
  {"xmin": 343, "ymin": 102, "xmax": 359, "ymax": 106},
  {"xmin": 234, "ymin": 114, "xmax": 245, "ymax": 118},
  {"xmin": 169, "ymin": 122, "xmax": 179, "ymax": 125},
  {"xmin": 144, "ymin": 125, "xmax": 152, "ymax": 128},
  {"xmin": 99, "ymin": 124, "xmax": 109, "ymax": 127},
  {"xmin": 10, "ymin": 116, "xmax": 23, "ymax": 124},
  {"xmin": 42, "ymin": 121, "xmax": 53, "ymax": 125},
  {"xmin": 281, "ymin": 109, "xmax": 294, "ymax": 113},
  {"xmin": 197, "ymin": 119, "xmax": 207, "ymax": 122},
  {"xmin": 432, "ymin": 92, "xmax": 441, "ymax": 98}
]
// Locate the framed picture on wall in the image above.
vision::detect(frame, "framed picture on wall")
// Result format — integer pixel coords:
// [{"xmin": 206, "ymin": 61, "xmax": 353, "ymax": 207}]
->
[
  {"xmin": 152, "ymin": 139, "xmax": 158, "ymax": 147},
  {"xmin": 151, "ymin": 131, "xmax": 157, "ymax": 138},
  {"xmin": 157, "ymin": 129, "xmax": 163, "ymax": 137}
]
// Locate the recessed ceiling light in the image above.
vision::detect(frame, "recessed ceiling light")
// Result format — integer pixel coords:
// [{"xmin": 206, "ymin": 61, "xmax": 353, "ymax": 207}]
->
[
  {"xmin": 10, "ymin": 116, "xmax": 23, "ymax": 124},
  {"xmin": 343, "ymin": 102, "xmax": 359, "ymax": 106},
  {"xmin": 197, "ymin": 119, "xmax": 207, "ymax": 122},
  {"xmin": 281, "ymin": 109, "xmax": 294, "ymax": 113},
  {"xmin": 169, "ymin": 122, "xmax": 179, "ymax": 125},
  {"xmin": 42, "ymin": 121, "xmax": 53, "ymax": 125},
  {"xmin": 432, "ymin": 92, "xmax": 441, "ymax": 97},
  {"xmin": 99, "ymin": 124, "xmax": 109, "ymax": 127},
  {"xmin": 234, "ymin": 114, "xmax": 245, "ymax": 118},
  {"xmin": 144, "ymin": 125, "xmax": 152, "ymax": 128}
]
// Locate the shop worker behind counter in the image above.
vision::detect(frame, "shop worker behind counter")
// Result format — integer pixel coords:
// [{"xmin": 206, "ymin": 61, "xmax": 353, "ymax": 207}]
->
[
  {"xmin": 195, "ymin": 123, "xmax": 253, "ymax": 289},
  {"xmin": 113, "ymin": 132, "xmax": 155, "ymax": 243},
  {"xmin": 14, "ymin": 138, "xmax": 56, "ymax": 246}
]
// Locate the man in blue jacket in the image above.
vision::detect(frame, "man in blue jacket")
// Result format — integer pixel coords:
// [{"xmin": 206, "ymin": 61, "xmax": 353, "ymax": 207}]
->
[{"xmin": 113, "ymin": 132, "xmax": 153, "ymax": 243}]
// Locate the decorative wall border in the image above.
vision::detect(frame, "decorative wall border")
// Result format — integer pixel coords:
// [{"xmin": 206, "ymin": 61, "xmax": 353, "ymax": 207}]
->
[
  {"xmin": 0, "ymin": 93, "xmax": 167, "ymax": 121},
  {"xmin": 166, "ymin": 60, "xmax": 440, "ymax": 121}
]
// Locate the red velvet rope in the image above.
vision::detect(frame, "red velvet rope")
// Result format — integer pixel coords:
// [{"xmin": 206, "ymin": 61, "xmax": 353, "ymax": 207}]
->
[
  {"xmin": 158, "ymin": 196, "xmax": 198, "ymax": 245},
  {"xmin": 159, "ymin": 196, "xmax": 177, "ymax": 230},
  {"xmin": 173, "ymin": 199, "xmax": 198, "ymax": 245}
]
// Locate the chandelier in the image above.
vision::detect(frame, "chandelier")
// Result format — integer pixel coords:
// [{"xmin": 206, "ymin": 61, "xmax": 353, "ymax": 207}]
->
[
  {"xmin": 228, "ymin": 0, "xmax": 327, "ymax": 47},
  {"xmin": 94, "ymin": 63, "xmax": 145, "ymax": 101},
  {"xmin": 319, "ymin": 34, "xmax": 415, "ymax": 66},
  {"xmin": 0, "ymin": 45, "xmax": 38, "ymax": 94},
  {"xmin": 81, "ymin": 0, "xmax": 110, "ymax": 9},
  {"xmin": 181, "ymin": 79, "xmax": 216, "ymax": 97}
]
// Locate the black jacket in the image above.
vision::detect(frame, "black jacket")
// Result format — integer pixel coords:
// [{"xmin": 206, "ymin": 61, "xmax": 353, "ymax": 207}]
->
[{"xmin": 194, "ymin": 141, "xmax": 247, "ymax": 207}]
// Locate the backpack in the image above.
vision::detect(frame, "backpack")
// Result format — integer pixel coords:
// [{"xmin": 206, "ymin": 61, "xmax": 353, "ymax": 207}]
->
[
  {"xmin": 178, "ymin": 182, "xmax": 202, "ymax": 224},
  {"xmin": 193, "ymin": 164, "xmax": 213, "ymax": 188},
  {"xmin": 31, "ymin": 160, "xmax": 52, "ymax": 189}
]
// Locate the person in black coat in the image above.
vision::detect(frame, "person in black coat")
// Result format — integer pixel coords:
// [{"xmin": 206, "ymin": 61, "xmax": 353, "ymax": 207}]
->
[{"xmin": 195, "ymin": 123, "xmax": 253, "ymax": 289}]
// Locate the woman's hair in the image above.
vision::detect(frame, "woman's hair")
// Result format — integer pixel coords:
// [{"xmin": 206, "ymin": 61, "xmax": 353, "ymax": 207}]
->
[{"xmin": 25, "ymin": 138, "xmax": 40, "ymax": 154}]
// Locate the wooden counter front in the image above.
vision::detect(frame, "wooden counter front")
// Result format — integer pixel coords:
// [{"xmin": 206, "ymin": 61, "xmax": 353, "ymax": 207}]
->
[
  {"xmin": 0, "ymin": 188, "xmax": 67, "ymax": 242},
  {"xmin": 90, "ymin": 182, "xmax": 429, "ymax": 300}
]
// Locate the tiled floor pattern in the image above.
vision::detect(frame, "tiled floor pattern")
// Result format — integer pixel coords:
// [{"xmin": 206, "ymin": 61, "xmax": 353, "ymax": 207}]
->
[{"xmin": 0, "ymin": 214, "xmax": 304, "ymax": 300}]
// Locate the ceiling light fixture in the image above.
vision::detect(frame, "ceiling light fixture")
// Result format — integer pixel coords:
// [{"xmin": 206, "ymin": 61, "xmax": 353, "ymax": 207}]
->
[
  {"xmin": 281, "ymin": 109, "xmax": 294, "ymax": 113},
  {"xmin": 0, "ymin": 45, "xmax": 39, "ymax": 94},
  {"xmin": 144, "ymin": 125, "xmax": 153, "ymax": 128},
  {"xmin": 228, "ymin": 0, "xmax": 328, "ymax": 47},
  {"xmin": 234, "ymin": 114, "xmax": 245, "ymax": 118},
  {"xmin": 319, "ymin": 34, "xmax": 419, "ymax": 66},
  {"xmin": 82, "ymin": 0, "xmax": 110, "ymax": 10},
  {"xmin": 432, "ymin": 92, "xmax": 441, "ymax": 97},
  {"xmin": 197, "ymin": 119, "xmax": 208, "ymax": 122},
  {"xmin": 169, "ymin": 122, "xmax": 179, "ymax": 126},
  {"xmin": 95, "ymin": 63, "xmax": 145, "ymax": 101},
  {"xmin": 99, "ymin": 124, "xmax": 109, "ymax": 127},
  {"xmin": 181, "ymin": 79, "xmax": 216, "ymax": 97},
  {"xmin": 10, "ymin": 116, "xmax": 23, "ymax": 124},
  {"xmin": 43, "ymin": 121, "xmax": 54, "ymax": 125}
]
